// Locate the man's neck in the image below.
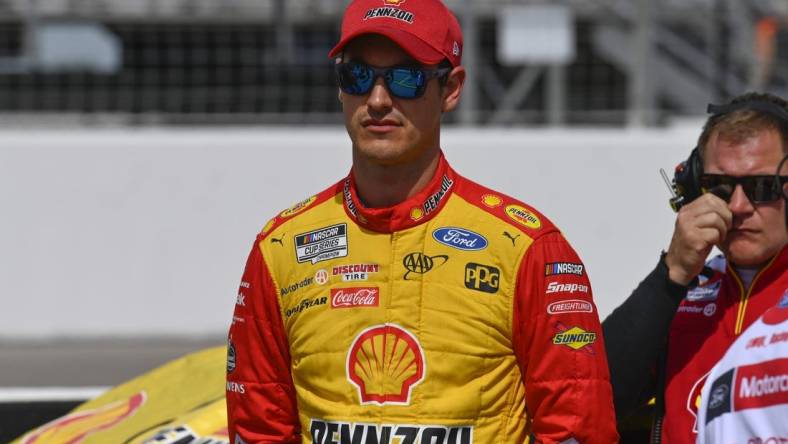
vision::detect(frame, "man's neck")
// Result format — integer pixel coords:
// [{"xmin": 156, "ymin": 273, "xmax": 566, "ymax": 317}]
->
[{"xmin": 352, "ymin": 148, "xmax": 441, "ymax": 208}]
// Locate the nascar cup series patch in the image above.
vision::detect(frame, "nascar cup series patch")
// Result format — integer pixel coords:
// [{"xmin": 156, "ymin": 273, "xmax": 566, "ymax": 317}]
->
[{"xmin": 295, "ymin": 223, "xmax": 348, "ymax": 264}]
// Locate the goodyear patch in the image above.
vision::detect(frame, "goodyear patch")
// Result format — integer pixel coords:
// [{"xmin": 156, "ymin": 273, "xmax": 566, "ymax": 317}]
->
[
  {"xmin": 552, "ymin": 326, "xmax": 597, "ymax": 350},
  {"xmin": 280, "ymin": 195, "xmax": 317, "ymax": 218},
  {"xmin": 505, "ymin": 204, "xmax": 541, "ymax": 229}
]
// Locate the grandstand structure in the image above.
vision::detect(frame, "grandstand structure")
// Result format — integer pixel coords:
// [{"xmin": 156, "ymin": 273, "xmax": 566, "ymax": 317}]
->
[{"xmin": 0, "ymin": 0, "xmax": 785, "ymax": 125}]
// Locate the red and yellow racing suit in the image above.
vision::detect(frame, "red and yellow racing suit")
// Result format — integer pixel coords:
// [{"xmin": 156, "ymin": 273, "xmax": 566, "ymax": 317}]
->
[{"xmin": 226, "ymin": 153, "xmax": 618, "ymax": 443}]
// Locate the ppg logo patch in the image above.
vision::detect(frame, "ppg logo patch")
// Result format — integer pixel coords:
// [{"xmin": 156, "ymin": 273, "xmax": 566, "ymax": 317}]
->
[
  {"xmin": 295, "ymin": 223, "xmax": 348, "ymax": 264},
  {"xmin": 464, "ymin": 263, "xmax": 500, "ymax": 293}
]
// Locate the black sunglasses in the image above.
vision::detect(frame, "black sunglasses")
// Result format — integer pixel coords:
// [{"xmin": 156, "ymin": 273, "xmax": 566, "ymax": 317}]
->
[
  {"xmin": 335, "ymin": 62, "xmax": 451, "ymax": 99},
  {"xmin": 700, "ymin": 174, "xmax": 788, "ymax": 203}
]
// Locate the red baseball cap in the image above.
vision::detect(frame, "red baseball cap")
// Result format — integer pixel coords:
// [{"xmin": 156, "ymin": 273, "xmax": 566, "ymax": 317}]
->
[{"xmin": 329, "ymin": 0, "xmax": 463, "ymax": 67}]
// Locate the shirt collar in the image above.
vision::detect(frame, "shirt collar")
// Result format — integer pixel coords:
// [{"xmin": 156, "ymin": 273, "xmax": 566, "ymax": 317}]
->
[{"xmin": 342, "ymin": 152, "xmax": 456, "ymax": 233}]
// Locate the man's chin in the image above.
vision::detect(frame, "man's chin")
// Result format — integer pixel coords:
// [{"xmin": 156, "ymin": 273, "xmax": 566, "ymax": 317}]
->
[{"xmin": 723, "ymin": 241, "xmax": 773, "ymax": 269}]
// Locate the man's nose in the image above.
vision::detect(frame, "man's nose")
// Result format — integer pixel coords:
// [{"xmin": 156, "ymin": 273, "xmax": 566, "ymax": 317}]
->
[
  {"xmin": 728, "ymin": 183, "xmax": 755, "ymax": 214},
  {"xmin": 366, "ymin": 77, "xmax": 393, "ymax": 111}
]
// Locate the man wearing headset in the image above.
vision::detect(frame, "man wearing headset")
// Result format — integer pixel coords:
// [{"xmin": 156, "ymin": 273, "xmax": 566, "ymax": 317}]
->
[
  {"xmin": 603, "ymin": 92, "xmax": 788, "ymax": 443},
  {"xmin": 226, "ymin": 0, "xmax": 618, "ymax": 442}
]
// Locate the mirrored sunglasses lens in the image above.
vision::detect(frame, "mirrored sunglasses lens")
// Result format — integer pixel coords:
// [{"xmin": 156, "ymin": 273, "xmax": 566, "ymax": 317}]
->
[
  {"xmin": 341, "ymin": 64, "xmax": 374, "ymax": 94},
  {"xmin": 387, "ymin": 68, "xmax": 424, "ymax": 98}
]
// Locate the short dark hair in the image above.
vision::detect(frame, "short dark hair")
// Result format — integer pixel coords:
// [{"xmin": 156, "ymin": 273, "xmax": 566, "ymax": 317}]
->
[{"xmin": 698, "ymin": 92, "xmax": 788, "ymax": 158}]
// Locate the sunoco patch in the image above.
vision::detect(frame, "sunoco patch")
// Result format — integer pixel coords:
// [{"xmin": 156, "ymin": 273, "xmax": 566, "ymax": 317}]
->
[{"xmin": 295, "ymin": 223, "xmax": 348, "ymax": 264}]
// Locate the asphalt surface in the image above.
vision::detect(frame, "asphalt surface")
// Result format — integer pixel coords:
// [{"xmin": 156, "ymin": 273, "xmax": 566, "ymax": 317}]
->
[{"xmin": 0, "ymin": 337, "xmax": 224, "ymax": 388}]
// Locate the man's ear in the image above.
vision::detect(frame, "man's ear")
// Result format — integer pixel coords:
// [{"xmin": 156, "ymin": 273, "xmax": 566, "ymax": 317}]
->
[{"xmin": 442, "ymin": 66, "xmax": 466, "ymax": 113}]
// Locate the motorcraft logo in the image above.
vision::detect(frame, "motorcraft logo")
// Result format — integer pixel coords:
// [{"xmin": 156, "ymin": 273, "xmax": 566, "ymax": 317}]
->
[
  {"xmin": 432, "ymin": 227, "xmax": 488, "ymax": 251},
  {"xmin": 295, "ymin": 223, "xmax": 348, "ymax": 264},
  {"xmin": 331, "ymin": 287, "xmax": 379, "ymax": 308},
  {"xmin": 309, "ymin": 419, "xmax": 472, "ymax": 444},
  {"xmin": 464, "ymin": 263, "xmax": 500, "ymax": 294},
  {"xmin": 347, "ymin": 324, "xmax": 425, "ymax": 405},
  {"xmin": 333, "ymin": 263, "xmax": 379, "ymax": 282},
  {"xmin": 544, "ymin": 262, "xmax": 584, "ymax": 277},
  {"xmin": 735, "ymin": 358, "xmax": 788, "ymax": 410},
  {"xmin": 547, "ymin": 299, "xmax": 593, "ymax": 315},
  {"xmin": 403, "ymin": 252, "xmax": 448, "ymax": 280}
]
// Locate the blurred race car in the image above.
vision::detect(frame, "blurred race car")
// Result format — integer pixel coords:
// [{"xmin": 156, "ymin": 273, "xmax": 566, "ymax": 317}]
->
[{"xmin": 12, "ymin": 346, "xmax": 228, "ymax": 444}]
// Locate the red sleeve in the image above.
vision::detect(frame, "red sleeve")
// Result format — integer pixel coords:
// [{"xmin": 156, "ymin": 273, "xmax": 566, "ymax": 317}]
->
[
  {"xmin": 226, "ymin": 239, "xmax": 300, "ymax": 443},
  {"xmin": 513, "ymin": 232, "xmax": 619, "ymax": 443}
]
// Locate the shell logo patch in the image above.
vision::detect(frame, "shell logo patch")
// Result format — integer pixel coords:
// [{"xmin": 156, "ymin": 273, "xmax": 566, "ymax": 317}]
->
[
  {"xmin": 280, "ymin": 195, "xmax": 317, "ymax": 218},
  {"xmin": 505, "ymin": 204, "xmax": 541, "ymax": 229},
  {"xmin": 347, "ymin": 324, "xmax": 425, "ymax": 405},
  {"xmin": 410, "ymin": 207, "xmax": 424, "ymax": 221},
  {"xmin": 481, "ymin": 194, "xmax": 502, "ymax": 208},
  {"xmin": 383, "ymin": 0, "xmax": 406, "ymax": 5},
  {"xmin": 21, "ymin": 391, "xmax": 146, "ymax": 443},
  {"xmin": 552, "ymin": 326, "xmax": 596, "ymax": 350}
]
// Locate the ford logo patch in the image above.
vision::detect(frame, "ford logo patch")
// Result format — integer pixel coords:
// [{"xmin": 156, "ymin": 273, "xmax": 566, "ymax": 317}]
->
[{"xmin": 432, "ymin": 227, "xmax": 488, "ymax": 251}]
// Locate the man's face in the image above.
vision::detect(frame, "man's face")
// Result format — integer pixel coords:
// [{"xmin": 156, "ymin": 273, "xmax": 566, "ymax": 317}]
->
[
  {"xmin": 704, "ymin": 128, "xmax": 787, "ymax": 267},
  {"xmin": 339, "ymin": 34, "xmax": 460, "ymax": 166}
]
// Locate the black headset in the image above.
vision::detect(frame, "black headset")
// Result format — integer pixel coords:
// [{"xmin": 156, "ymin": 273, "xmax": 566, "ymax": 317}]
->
[{"xmin": 669, "ymin": 99, "xmax": 788, "ymax": 212}]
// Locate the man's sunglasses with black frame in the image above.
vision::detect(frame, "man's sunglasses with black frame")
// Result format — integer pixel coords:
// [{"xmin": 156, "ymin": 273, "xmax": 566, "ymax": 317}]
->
[
  {"xmin": 335, "ymin": 62, "xmax": 452, "ymax": 100},
  {"xmin": 700, "ymin": 174, "xmax": 788, "ymax": 203}
]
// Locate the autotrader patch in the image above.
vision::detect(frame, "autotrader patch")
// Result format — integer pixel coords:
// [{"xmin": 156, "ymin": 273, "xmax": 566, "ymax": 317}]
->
[{"xmin": 295, "ymin": 223, "xmax": 348, "ymax": 264}]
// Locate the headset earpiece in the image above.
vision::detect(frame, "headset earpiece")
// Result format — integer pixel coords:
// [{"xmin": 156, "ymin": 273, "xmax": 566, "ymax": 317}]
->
[{"xmin": 671, "ymin": 147, "xmax": 704, "ymax": 211}]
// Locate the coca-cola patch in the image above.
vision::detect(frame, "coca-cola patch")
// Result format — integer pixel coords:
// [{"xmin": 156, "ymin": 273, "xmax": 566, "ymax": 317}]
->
[{"xmin": 331, "ymin": 287, "xmax": 380, "ymax": 309}]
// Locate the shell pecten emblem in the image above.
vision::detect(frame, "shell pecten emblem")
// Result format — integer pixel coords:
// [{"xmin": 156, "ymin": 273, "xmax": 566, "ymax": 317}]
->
[
  {"xmin": 21, "ymin": 391, "xmax": 146, "ymax": 444},
  {"xmin": 347, "ymin": 324, "xmax": 425, "ymax": 405},
  {"xmin": 383, "ymin": 0, "xmax": 406, "ymax": 5}
]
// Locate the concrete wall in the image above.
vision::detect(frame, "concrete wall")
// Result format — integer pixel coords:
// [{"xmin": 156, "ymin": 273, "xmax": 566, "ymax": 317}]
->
[{"xmin": 0, "ymin": 126, "xmax": 703, "ymax": 339}]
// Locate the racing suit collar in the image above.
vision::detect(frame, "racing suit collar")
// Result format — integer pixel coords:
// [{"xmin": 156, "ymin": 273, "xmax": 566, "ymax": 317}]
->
[
  {"xmin": 727, "ymin": 243, "xmax": 788, "ymax": 293},
  {"xmin": 342, "ymin": 152, "xmax": 456, "ymax": 233}
]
